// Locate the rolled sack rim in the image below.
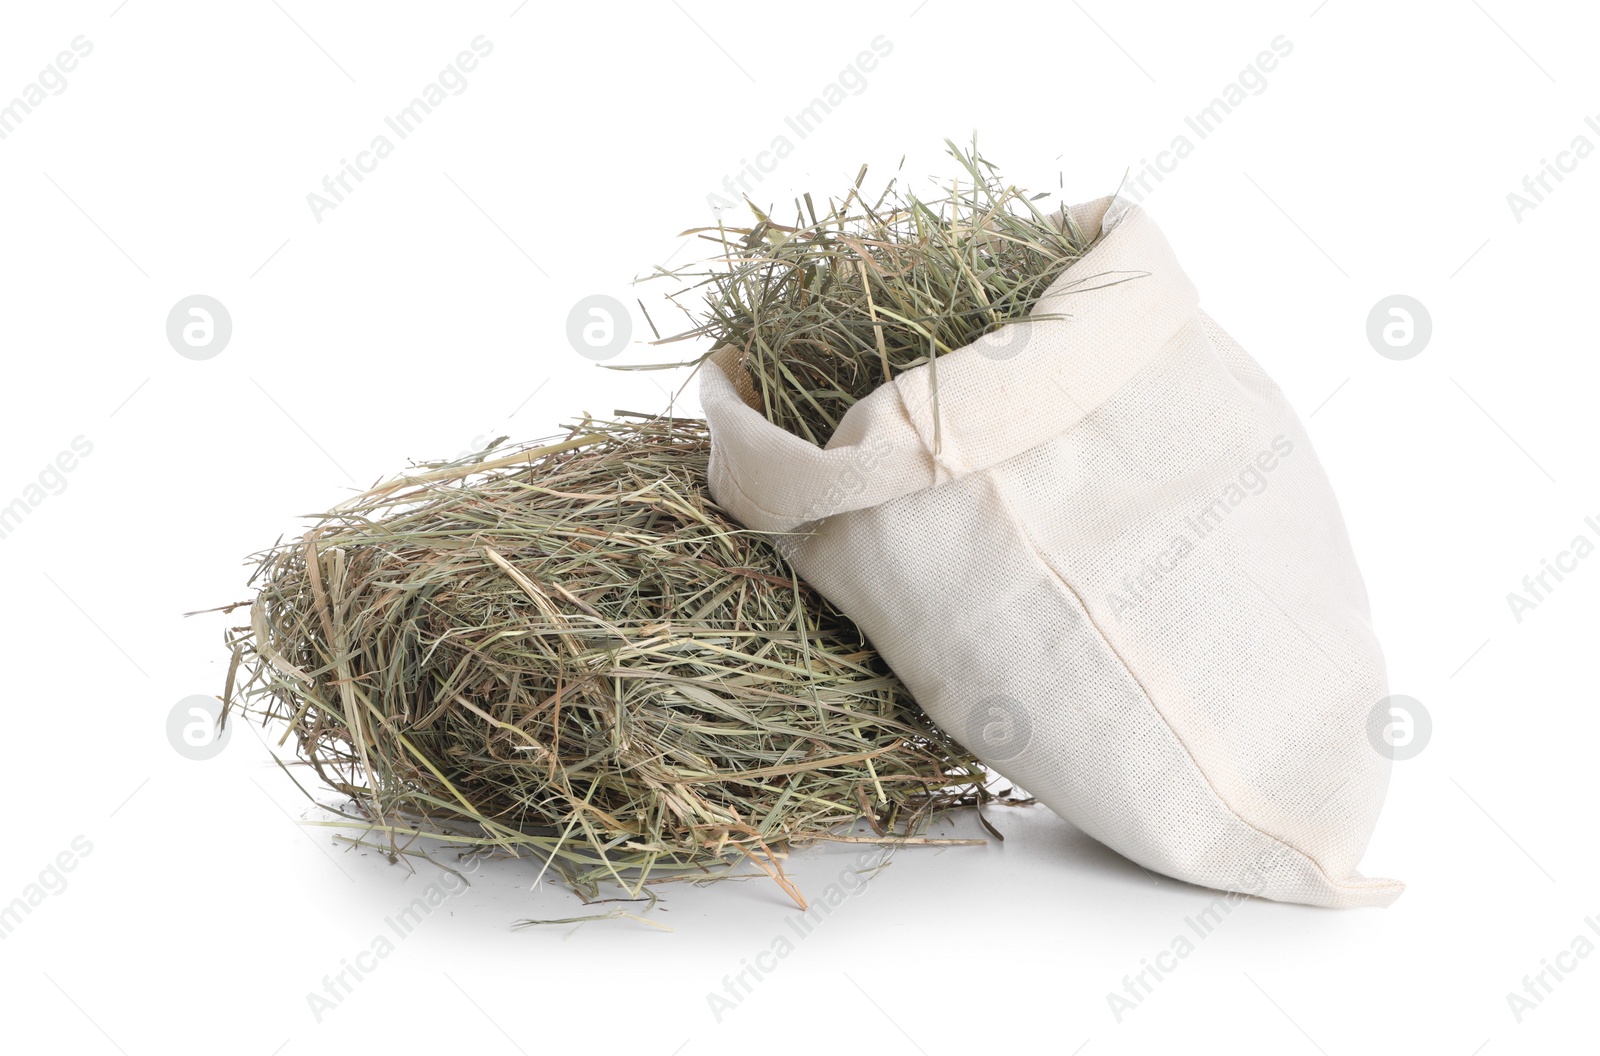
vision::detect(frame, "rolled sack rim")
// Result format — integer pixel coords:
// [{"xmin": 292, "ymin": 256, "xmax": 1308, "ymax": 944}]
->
[{"xmin": 699, "ymin": 196, "xmax": 1201, "ymax": 532}]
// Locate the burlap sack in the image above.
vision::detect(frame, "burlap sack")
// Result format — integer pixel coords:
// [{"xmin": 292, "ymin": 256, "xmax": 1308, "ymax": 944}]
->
[{"xmin": 699, "ymin": 197, "xmax": 1402, "ymax": 908}]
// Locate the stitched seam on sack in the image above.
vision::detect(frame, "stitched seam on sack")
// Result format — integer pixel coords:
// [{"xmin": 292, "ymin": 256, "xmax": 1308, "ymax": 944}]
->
[
  {"xmin": 748, "ymin": 351, "xmax": 1164, "ymax": 527},
  {"xmin": 707, "ymin": 383, "xmax": 903, "ymax": 528},
  {"xmin": 705, "ymin": 368, "xmax": 848, "ymax": 528},
  {"xmin": 711, "ymin": 452, "xmax": 786, "ymax": 525},
  {"xmin": 724, "ymin": 449, "xmax": 1396, "ymax": 899},
  {"xmin": 985, "ymin": 476, "xmax": 1386, "ymax": 897},
  {"xmin": 709, "ymin": 437, "xmax": 831, "ymax": 534},
  {"xmin": 709, "ymin": 285, "xmax": 1177, "ymax": 526},
  {"xmin": 889, "ymin": 297, "xmax": 1170, "ymax": 499},
  {"xmin": 708, "ymin": 209, "xmax": 1183, "ymax": 529},
  {"xmin": 717, "ymin": 388, "xmax": 1396, "ymax": 896}
]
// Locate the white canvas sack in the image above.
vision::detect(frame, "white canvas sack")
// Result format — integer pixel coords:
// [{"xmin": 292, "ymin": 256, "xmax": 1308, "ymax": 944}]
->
[{"xmin": 699, "ymin": 197, "xmax": 1402, "ymax": 908}]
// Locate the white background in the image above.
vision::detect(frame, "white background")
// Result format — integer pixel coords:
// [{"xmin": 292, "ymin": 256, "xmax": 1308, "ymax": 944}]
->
[{"xmin": 1, "ymin": 1, "xmax": 1595, "ymax": 1052}]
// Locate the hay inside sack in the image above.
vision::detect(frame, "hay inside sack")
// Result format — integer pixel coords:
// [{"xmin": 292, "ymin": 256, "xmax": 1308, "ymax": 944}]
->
[
  {"xmin": 222, "ymin": 417, "xmax": 988, "ymax": 906},
  {"xmin": 656, "ymin": 138, "xmax": 1124, "ymax": 445}
]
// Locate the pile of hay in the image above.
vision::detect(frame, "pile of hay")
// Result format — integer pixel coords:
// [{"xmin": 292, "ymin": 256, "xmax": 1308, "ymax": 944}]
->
[
  {"xmin": 659, "ymin": 138, "xmax": 1113, "ymax": 445},
  {"xmin": 223, "ymin": 417, "xmax": 987, "ymax": 904}
]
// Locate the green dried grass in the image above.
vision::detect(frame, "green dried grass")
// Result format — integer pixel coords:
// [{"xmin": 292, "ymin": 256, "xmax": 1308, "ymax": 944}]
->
[
  {"xmin": 222, "ymin": 417, "xmax": 988, "ymax": 904},
  {"xmin": 655, "ymin": 138, "xmax": 1115, "ymax": 444}
]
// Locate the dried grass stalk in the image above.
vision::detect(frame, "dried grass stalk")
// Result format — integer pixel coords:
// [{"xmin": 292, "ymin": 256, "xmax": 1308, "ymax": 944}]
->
[
  {"xmin": 656, "ymin": 138, "xmax": 1110, "ymax": 444},
  {"xmin": 222, "ymin": 417, "xmax": 987, "ymax": 904}
]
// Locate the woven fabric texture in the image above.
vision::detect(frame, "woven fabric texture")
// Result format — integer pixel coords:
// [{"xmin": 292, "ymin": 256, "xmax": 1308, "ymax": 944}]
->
[{"xmin": 700, "ymin": 198, "xmax": 1403, "ymax": 908}]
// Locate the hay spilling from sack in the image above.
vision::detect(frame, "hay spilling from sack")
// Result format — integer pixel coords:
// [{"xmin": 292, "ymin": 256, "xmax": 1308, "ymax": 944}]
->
[
  {"xmin": 222, "ymin": 417, "xmax": 988, "ymax": 904},
  {"xmin": 657, "ymin": 138, "xmax": 1118, "ymax": 445}
]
